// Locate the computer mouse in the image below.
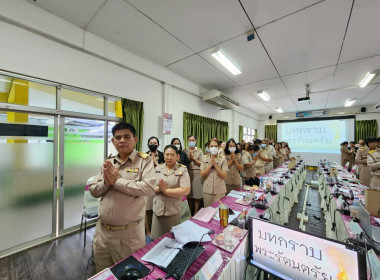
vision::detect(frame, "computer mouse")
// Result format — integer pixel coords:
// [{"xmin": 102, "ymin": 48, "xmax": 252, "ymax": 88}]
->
[{"xmin": 120, "ymin": 268, "xmax": 142, "ymax": 280}]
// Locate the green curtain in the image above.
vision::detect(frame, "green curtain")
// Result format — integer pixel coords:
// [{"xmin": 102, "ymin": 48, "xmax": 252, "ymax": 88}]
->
[
  {"xmin": 121, "ymin": 98, "xmax": 144, "ymax": 151},
  {"xmin": 265, "ymin": 125, "xmax": 277, "ymax": 142},
  {"xmin": 183, "ymin": 112, "xmax": 229, "ymax": 151},
  {"xmin": 254, "ymin": 128, "xmax": 258, "ymax": 140},
  {"xmin": 239, "ymin": 125, "xmax": 243, "ymax": 142},
  {"xmin": 356, "ymin": 120, "xmax": 378, "ymax": 142}
]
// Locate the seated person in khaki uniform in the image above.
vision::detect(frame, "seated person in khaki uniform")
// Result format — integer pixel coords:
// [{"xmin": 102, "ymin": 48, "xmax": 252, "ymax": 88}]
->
[
  {"xmin": 200, "ymin": 139, "xmax": 228, "ymax": 207},
  {"xmin": 151, "ymin": 145, "xmax": 190, "ymax": 240},
  {"xmin": 224, "ymin": 139, "xmax": 244, "ymax": 194},
  {"xmin": 89, "ymin": 122, "xmax": 156, "ymax": 273},
  {"xmin": 366, "ymin": 136, "xmax": 380, "ymax": 189}
]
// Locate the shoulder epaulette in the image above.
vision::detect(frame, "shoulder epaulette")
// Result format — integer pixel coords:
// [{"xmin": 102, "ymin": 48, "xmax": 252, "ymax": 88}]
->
[
  {"xmin": 236, "ymin": 153, "xmax": 241, "ymax": 155},
  {"xmin": 369, "ymin": 150, "xmax": 375, "ymax": 154},
  {"xmin": 104, "ymin": 154, "xmax": 115, "ymax": 162},
  {"xmin": 220, "ymin": 155, "xmax": 225, "ymax": 158},
  {"xmin": 203, "ymin": 155, "xmax": 208, "ymax": 158},
  {"xmin": 139, "ymin": 152, "xmax": 149, "ymax": 158},
  {"xmin": 180, "ymin": 164, "xmax": 187, "ymax": 169}
]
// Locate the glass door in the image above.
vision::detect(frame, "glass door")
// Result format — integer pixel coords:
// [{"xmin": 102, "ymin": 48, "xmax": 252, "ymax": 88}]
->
[
  {"xmin": 60, "ymin": 117, "xmax": 105, "ymax": 232},
  {"xmin": 0, "ymin": 111, "xmax": 57, "ymax": 252}
]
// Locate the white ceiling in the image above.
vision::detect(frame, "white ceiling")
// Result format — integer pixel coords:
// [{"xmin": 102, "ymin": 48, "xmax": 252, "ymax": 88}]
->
[{"xmin": 28, "ymin": 0, "xmax": 380, "ymax": 115}]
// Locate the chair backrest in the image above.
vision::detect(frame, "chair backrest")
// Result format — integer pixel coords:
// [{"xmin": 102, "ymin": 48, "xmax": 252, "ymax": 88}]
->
[{"xmin": 84, "ymin": 176, "xmax": 100, "ymax": 209}]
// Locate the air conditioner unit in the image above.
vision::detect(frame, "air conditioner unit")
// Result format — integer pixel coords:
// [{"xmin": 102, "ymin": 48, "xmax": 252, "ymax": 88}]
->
[{"xmin": 200, "ymin": 89, "xmax": 239, "ymax": 110}]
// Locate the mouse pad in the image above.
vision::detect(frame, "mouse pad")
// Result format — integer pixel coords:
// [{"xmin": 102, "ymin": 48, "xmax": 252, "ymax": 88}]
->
[{"xmin": 110, "ymin": 256, "xmax": 150, "ymax": 279}]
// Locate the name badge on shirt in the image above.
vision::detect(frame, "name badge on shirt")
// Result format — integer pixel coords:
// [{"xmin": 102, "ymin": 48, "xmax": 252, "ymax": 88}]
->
[
  {"xmin": 155, "ymin": 170, "xmax": 161, "ymax": 173},
  {"xmin": 126, "ymin": 168, "xmax": 139, "ymax": 173},
  {"xmin": 174, "ymin": 172, "xmax": 183, "ymax": 176}
]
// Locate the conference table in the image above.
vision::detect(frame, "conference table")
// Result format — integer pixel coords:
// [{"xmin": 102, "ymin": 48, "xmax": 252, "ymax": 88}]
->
[
  {"xmin": 317, "ymin": 162, "xmax": 380, "ymax": 277},
  {"xmin": 89, "ymin": 161, "xmax": 307, "ymax": 280}
]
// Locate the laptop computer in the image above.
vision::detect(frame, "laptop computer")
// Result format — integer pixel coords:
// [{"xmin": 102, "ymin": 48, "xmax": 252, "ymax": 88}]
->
[{"xmin": 357, "ymin": 202, "xmax": 380, "ymax": 242}]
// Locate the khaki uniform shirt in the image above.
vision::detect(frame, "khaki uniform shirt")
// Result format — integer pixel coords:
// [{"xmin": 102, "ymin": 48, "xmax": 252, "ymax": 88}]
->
[
  {"xmin": 241, "ymin": 152, "xmax": 256, "ymax": 178},
  {"xmin": 185, "ymin": 147, "xmax": 203, "ymax": 170},
  {"xmin": 225, "ymin": 153, "xmax": 243, "ymax": 185},
  {"xmin": 89, "ymin": 149, "xmax": 156, "ymax": 226},
  {"xmin": 355, "ymin": 146, "xmax": 370, "ymax": 167},
  {"xmin": 201, "ymin": 155, "xmax": 228, "ymax": 195},
  {"xmin": 258, "ymin": 148, "xmax": 269, "ymax": 167},
  {"xmin": 340, "ymin": 146, "xmax": 352, "ymax": 165},
  {"xmin": 367, "ymin": 148, "xmax": 380, "ymax": 176},
  {"xmin": 153, "ymin": 162, "xmax": 190, "ymax": 216}
]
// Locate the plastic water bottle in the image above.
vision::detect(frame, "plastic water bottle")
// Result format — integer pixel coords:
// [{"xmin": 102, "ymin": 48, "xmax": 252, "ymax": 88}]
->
[{"xmin": 353, "ymin": 197, "xmax": 360, "ymax": 207}]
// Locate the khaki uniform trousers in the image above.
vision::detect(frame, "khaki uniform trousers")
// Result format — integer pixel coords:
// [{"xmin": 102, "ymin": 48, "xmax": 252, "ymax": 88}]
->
[
  {"xmin": 93, "ymin": 219, "xmax": 145, "ymax": 273},
  {"xmin": 203, "ymin": 193, "xmax": 225, "ymax": 208},
  {"xmin": 151, "ymin": 213, "xmax": 180, "ymax": 240},
  {"xmin": 359, "ymin": 165, "xmax": 371, "ymax": 187},
  {"xmin": 226, "ymin": 184, "xmax": 240, "ymax": 195}
]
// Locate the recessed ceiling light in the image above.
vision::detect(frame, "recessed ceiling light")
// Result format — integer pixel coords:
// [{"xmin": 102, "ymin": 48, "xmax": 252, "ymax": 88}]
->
[
  {"xmin": 344, "ymin": 99, "xmax": 356, "ymax": 107},
  {"xmin": 283, "ymin": 116, "xmax": 290, "ymax": 119},
  {"xmin": 274, "ymin": 107, "xmax": 283, "ymax": 113},
  {"xmin": 257, "ymin": 90, "xmax": 271, "ymax": 101},
  {"xmin": 359, "ymin": 70, "xmax": 379, "ymax": 87},
  {"xmin": 210, "ymin": 48, "xmax": 241, "ymax": 75},
  {"xmin": 337, "ymin": 112, "xmax": 346, "ymax": 115}
]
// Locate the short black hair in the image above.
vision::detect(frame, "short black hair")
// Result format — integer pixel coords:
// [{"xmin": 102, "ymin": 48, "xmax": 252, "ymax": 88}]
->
[
  {"xmin": 187, "ymin": 134, "xmax": 196, "ymax": 140},
  {"xmin": 254, "ymin": 139, "xmax": 262, "ymax": 145},
  {"xmin": 148, "ymin": 136, "xmax": 159, "ymax": 145},
  {"xmin": 204, "ymin": 142, "xmax": 209, "ymax": 147},
  {"xmin": 171, "ymin": 138, "xmax": 182, "ymax": 151},
  {"xmin": 224, "ymin": 139, "xmax": 240, "ymax": 155},
  {"xmin": 341, "ymin": 141, "xmax": 348, "ymax": 146},
  {"xmin": 112, "ymin": 122, "xmax": 136, "ymax": 137},
  {"xmin": 350, "ymin": 141, "xmax": 355, "ymax": 144},
  {"xmin": 163, "ymin": 144, "xmax": 178, "ymax": 153},
  {"xmin": 365, "ymin": 137, "xmax": 378, "ymax": 146}
]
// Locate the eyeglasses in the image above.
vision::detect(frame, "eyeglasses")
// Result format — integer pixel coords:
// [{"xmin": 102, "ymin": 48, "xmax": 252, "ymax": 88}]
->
[{"xmin": 114, "ymin": 134, "xmax": 132, "ymax": 141}]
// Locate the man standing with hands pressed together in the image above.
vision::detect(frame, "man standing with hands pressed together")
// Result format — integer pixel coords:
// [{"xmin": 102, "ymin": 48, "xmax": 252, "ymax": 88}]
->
[{"xmin": 89, "ymin": 122, "xmax": 156, "ymax": 272}]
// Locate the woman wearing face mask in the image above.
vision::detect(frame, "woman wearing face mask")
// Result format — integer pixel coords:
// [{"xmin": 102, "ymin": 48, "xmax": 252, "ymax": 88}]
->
[
  {"xmin": 273, "ymin": 143, "xmax": 284, "ymax": 168},
  {"xmin": 284, "ymin": 142, "xmax": 291, "ymax": 161},
  {"xmin": 200, "ymin": 139, "xmax": 228, "ymax": 207},
  {"xmin": 218, "ymin": 141, "xmax": 226, "ymax": 157},
  {"xmin": 145, "ymin": 136, "xmax": 164, "ymax": 237},
  {"xmin": 281, "ymin": 142, "xmax": 288, "ymax": 162},
  {"xmin": 185, "ymin": 135, "xmax": 203, "ymax": 215},
  {"xmin": 224, "ymin": 139, "xmax": 244, "ymax": 194},
  {"xmin": 241, "ymin": 145, "xmax": 260, "ymax": 184},
  {"xmin": 171, "ymin": 138, "xmax": 189, "ymax": 169},
  {"xmin": 151, "ymin": 145, "xmax": 190, "ymax": 240}
]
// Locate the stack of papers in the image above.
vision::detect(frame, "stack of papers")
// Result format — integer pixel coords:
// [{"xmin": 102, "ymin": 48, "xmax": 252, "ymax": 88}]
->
[
  {"xmin": 227, "ymin": 190, "xmax": 246, "ymax": 199},
  {"xmin": 142, "ymin": 237, "xmax": 183, "ymax": 268},
  {"xmin": 192, "ymin": 207, "xmax": 217, "ymax": 223},
  {"xmin": 172, "ymin": 220, "xmax": 212, "ymax": 244}
]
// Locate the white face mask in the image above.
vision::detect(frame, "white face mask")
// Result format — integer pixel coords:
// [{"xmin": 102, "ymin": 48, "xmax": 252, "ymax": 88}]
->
[
  {"xmin": 229, "ymin": 147, "xmax": 236, "ymax": 153},
  {"xmin": 210, "ymin": 147, "xmax": 218, "ymax": 155},
  {"xmin": 175, "ymin": 144, "xmax": 181, "ymax": 150}
]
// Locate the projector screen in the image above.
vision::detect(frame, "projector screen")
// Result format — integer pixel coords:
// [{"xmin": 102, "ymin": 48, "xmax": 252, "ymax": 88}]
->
[{"xmin": 277, "ymin": 116, "xmax": 355, "ymax": 166}]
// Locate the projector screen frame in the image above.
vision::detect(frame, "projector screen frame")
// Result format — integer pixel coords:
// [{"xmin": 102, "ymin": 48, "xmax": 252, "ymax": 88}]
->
[{"xmin": 247, "ymin": 216, "xmax": 367, "ymax": 280}]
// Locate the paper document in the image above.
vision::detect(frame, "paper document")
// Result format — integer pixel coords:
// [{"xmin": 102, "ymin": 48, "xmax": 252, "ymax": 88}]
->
[
  {"xmin": 214, "ymin": 209, "xmax": 240, "ymax": 223},
  {"xmin": 141, "ymin": 237, "xmax": 183, "ymax": 268},
  {"xmin": 374, "ymin": 217, "xmax": 380, "ymax": 226},
  {"xmin": 172, "ymin": 220, "xmax": 212, "ymax": 244}
]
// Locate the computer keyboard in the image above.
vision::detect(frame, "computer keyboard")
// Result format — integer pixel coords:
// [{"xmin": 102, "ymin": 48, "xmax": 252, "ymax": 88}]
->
[{"xmin": 163, "ymin": 242, "xmax": 204, "ymax": 280}]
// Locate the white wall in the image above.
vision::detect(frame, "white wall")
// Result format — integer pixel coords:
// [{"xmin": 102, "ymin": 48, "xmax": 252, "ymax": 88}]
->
[{"xmin": 0, "ymin": 1, "xmax": 258, "ymax": 149}]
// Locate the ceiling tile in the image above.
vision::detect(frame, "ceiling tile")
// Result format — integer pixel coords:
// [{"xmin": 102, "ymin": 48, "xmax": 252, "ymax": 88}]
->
[
  {"xmin": 357, "ymin": 85, "xmax": 380, "ymax": 106},
  {"xmin": 240, "ymin": 78, "xmax": 288, "ymax": 99},
  {"xmin": 282, "ymin": 66, "xmax": 335, "ymax": 96},
  {"xmin": 333, "ymin": 55, "xmax": 380, "ymax": 89},
  {"xmin": 221, "ymin": 87, "xmax": 256, "ymax": 103},
  {"xmin": 326, "ymin": 87, "xmax": 374, "ymax": 105},
  {"xmin": 125, "ymin": 0, "xmax": 251, "ymax": 52},
  {"xmin": 257, "ymin": 0, "xmax": 351, "ymax": 76},
  {"xmin": 339, "ymin": 0, "xmax": 380, "ymax": 63},
  {"xmin": 242, "ymin": 101, "xmax": 273, "ymax": 115},
  {"xmin": 240, "ymin": 0, "xmax": 322, "ymax": 28},
  {"xmin": 167, "ymin": 55, "xmax": 237, "ymax": 90},
  {"xmin": 265, "ymin": 97, "xmax": 297, "ymax": 113},
  {"xmin": 28, "ymin": 0, "xmax": 105, "ymax": 27},
  {"xmin": 199, "ymin": 34, "xmax": 279, "ymax": 85},
  {"xmin": 87, "ymin": 0, "xmax": 194, "ymax": 66}
]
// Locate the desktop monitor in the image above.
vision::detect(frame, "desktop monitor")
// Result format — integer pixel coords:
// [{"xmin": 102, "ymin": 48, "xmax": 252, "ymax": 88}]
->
[{"xmin": 248, "ymin": 217, "xmax": 366, "ymax": 280}]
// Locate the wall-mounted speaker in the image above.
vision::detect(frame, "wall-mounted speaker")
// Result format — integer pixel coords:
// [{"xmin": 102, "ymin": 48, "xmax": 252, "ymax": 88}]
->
[
  {"xmin": 361, "ymin": 107, "xmax": 366, "ymax": 113},
  {"xmin": 269, "ymin": 115, "xmax": 272, "ymax": 120}
]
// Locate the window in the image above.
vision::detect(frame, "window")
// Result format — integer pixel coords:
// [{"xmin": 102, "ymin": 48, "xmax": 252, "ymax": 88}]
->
[{"xmin": 243, "ymin": 126, "xmax": 256, "ymax": 142}]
